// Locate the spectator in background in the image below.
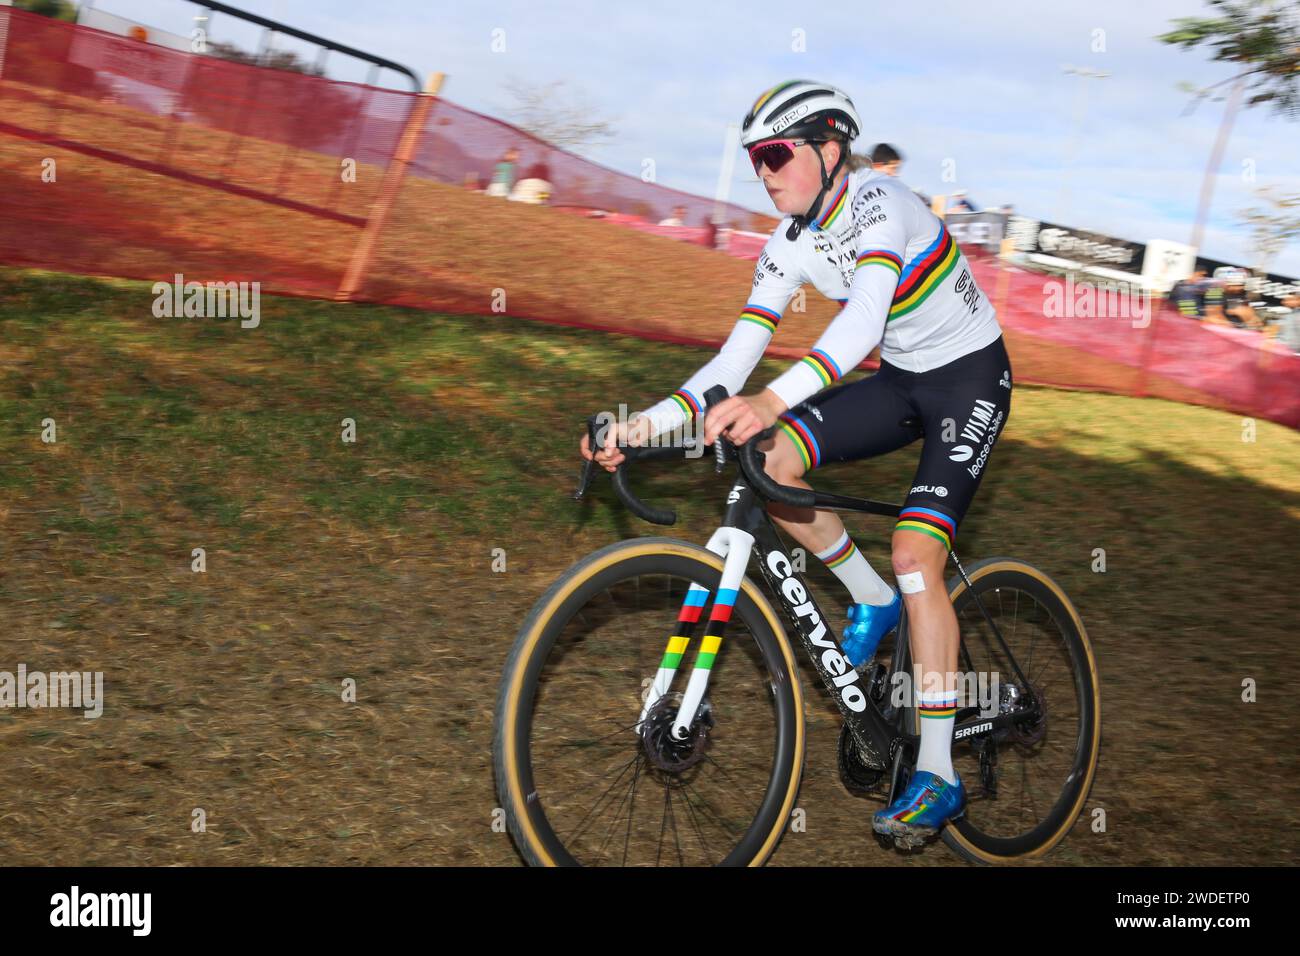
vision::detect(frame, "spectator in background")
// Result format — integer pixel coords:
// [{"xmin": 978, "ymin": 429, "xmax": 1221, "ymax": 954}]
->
[
  {"xmin": 659, "ymin": 205, "xmax": 688, "ymax": 226},
  {"xmin": 947, "ymin": 190, "xmax": 979, "ymax": 213},
  {"xmin": 1275, "ymin": 292, "xmax": 1300, "ymax": 353},
  {"xmin": 870, "ymin": 143, "xmax": 903, "ymax": 176},
  {"xmin": 486, "ymin": 147, "xmax": 520, "ymax": 198},
  {"xmin": 1168, "ymin": 269, "xmax": 1210, "ymax": 318},
  {"xmin": 703, "ymin": 219, "xmax": 720, "ymax": 250},
  {"xmin": 868, "ymin": 142, "xmax": 932, "ymax": 204},
  {"xmin": 1204, "ymin": 268, "xmax": 1263, "ymax": 330},
  {"xmin": 508, "ymin": 161, "xmax": 553, "ymax": 205}
]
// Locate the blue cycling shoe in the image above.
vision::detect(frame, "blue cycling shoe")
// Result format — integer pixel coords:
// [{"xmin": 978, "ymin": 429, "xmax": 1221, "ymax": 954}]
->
[
  {"xmin": 841, "ymin": 590, "xmax": 901, "ymax": 670},
  {"xmin": 872, "ymin": 770, "xmax": 966, "ymax": 848}
]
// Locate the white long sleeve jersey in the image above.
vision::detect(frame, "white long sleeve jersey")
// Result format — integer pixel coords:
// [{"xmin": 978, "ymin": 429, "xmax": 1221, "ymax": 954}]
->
[{"xmin": 634, "ymin": 168, "xmax": 1003, "ymax": 437}]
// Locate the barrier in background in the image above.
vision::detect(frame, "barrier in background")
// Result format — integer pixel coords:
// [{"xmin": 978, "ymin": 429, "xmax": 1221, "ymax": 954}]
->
[
  {"xmin": 1, "ymin": 7, "xmax": 1296, "ymax": 428},
  {"xmin": 0, "ymin": 8, "xmax": 774, "ymax": 286},
  {"xmin": 721, "ymin": 230, "xmax": 1300, "ymax": 428},
  {"xmin": 974, "ymin": 257, "xmax": 1299, "ymax": 427}
]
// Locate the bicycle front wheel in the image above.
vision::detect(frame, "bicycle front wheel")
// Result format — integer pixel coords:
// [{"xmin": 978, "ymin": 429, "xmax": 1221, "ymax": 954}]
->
[{"xmin": 493, "ymin": 537, "xmax": 805, "ymax": 866}]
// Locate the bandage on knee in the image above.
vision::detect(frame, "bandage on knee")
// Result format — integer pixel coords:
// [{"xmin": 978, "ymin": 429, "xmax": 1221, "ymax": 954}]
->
[{"xmin": 897, "ymin": 570, "xmax": 926, "ymax": 593}]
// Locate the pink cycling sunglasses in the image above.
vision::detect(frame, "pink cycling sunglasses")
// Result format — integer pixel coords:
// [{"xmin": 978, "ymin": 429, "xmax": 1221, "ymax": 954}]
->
[{"xmin": 747, "ymin": 138, "xmax": 823, "ymax": 175}]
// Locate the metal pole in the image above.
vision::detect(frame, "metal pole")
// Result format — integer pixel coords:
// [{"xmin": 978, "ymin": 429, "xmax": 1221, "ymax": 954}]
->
[
  {"xmin": 256, "ymin": 26, "xmax": 273, "ymax": 66},
  {"xmin": 1188, "ymin": 73, "xmax": 1247, "ymax": 257},
  {"xmin": 1058, "ymin": 66, "xmax": 1109, "ymax": 227},
  {"xmin": 712, "ymin": 122, "xmax": 739, "ymax": 227},
  {"xmin": 326, "ymin": 71, "xmax": 376, "ymax": 210},
  {"xmin": 272, "ymin": 45, "xmax": 332, "ymax": 196}
]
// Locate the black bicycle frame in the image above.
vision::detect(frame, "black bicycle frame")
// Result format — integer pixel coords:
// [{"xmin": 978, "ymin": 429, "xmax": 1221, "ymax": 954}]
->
[
  {"xmin": 716, "ymin": 468, "xmax": 1038, "ymax": 772},
  {"xmin": 716, "ymin": 473, "xmax": 909, "ymax": 768},
  {"xmin": 578, "ymin": 401, "xmax": 1039, "ymax": 767}
]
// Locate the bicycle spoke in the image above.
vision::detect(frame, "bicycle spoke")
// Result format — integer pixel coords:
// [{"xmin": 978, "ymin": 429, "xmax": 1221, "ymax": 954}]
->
[
  {"xmin": 583, "ymin": 749, "xmax": 645, "ymax": 864},
  {"xmin": 1020, "ymin": 757, "xmax": 1039, "ymax": 824},
  {"xmin": 560, "ymin": 749, "xmax": 645, "ymax": 849},
  {"xmin": 676, "ymin": 780, "xmax": 717, "ymax": 859},
  {"xmin": 1014, "ymin": 587, "xmax": 1024, "ymax": 673},
  {"xmin": 619, "ymin": 754, "xmax": 645, "ymax": 865},
  {"xmin": 1029, "ymin": 655, "xmax": 1065, "ymax": 697},
  {"xmin": 701, "ymin": 751, "xmax": 750, "ymax": 792},
  {"xmin": 658, "ymin": 780, "xmax": 685, "ymax": 867},
  {"xmin": 681, "ymin": 775, "xmax": 747, "ymax": 840},
  {"xmin": 542, "ymin": 714, "xmax": 646, "ymax": 752}
]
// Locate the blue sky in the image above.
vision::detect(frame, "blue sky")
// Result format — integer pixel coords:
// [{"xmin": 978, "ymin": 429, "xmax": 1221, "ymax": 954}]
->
[{"xmin": 91, "ymin": 0, "xmax": 1300, "ymax": 275}]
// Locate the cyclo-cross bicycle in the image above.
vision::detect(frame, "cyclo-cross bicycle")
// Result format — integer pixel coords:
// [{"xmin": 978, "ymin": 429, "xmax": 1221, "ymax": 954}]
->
[{"xmin": 494, "ymin": 384, "xmax": 1100, "ymax": 866}]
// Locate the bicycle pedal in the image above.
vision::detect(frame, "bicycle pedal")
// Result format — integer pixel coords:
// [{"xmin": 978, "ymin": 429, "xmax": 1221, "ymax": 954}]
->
[
  {"xmin": 893, "ymin": 832, "xmax": 934, "ymax": 851},
  {"xmin": 875, "ymin": 818, "xmax": 939, "ymax": 850}
]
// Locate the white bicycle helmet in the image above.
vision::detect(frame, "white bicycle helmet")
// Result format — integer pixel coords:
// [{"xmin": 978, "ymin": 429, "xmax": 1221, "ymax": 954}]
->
[
  {"xmin": 741, "ymin": 80, "xmax": 862, "ymax": 238},
  {"xmin": 1213, "ymin": 266, "xmax": 1248, "ymax": 284},
  {"xmin": 740, "ymin": 79, "xmax": 861, "ymax": 147}
]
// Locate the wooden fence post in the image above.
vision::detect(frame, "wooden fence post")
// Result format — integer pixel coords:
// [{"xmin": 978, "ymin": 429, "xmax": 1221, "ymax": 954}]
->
[{"xmin": 335, "ymin": 71, "xmax": 444, "ymax": 302}]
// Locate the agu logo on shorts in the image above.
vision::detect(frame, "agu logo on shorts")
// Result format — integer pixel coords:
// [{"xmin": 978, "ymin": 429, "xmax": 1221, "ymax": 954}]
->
[
  {"xmin": 948, "ymin": 445, "xmax": 973, "ymax": 462},
  {"xmin": 910, "ymin": 484, "xmax": 948, "ymax": 497}
]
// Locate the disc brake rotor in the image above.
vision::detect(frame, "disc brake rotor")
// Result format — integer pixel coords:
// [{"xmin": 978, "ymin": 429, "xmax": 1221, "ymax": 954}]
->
[{"xmin": 640, "ymin": 692, "xmax": 713, "ymax": 773}]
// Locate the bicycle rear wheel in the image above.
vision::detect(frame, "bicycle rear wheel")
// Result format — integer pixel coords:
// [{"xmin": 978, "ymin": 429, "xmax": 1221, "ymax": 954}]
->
[
  {"xmin": 897, "ymin": 558, "xmax": 1100, "ymax": 863},
  {"xmin": 493, "ymin": 537, "xmax": 805, "ymax": 866}
]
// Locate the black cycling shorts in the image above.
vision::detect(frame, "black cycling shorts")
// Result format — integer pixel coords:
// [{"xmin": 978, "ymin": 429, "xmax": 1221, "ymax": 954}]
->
[{"xmin": 773, "ymin": 335, "xmax": 1012, "ymax": 550}]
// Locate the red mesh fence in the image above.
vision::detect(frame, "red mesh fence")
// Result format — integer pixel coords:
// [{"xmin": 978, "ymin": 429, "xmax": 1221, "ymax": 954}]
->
[
  {"xmin": 969, "ymin": 258, "xmax": 1300, "ymax": 427},
  {"xmin": 411, "ymin": 97, "xmax": 775, "ymax": 231},
  {"xmin": 1, "ymin": 7, "xmax": 1296, "ymax": 428},
  {"xmin": 0, "ymin": 8, "xmax": 414, "ymax": 295},
  {"xmin": 0, "ymin": 9, "xmax": 415, "ymax": 218}
]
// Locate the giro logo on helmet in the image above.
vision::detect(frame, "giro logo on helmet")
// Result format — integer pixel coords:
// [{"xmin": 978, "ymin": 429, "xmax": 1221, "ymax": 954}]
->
[{"xmin": 771, "ymin": 104, "xmax": 811, "ymax": 134}]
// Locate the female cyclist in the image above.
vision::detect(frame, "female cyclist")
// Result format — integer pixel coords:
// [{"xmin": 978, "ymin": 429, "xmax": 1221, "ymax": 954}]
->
[{"xmin": 579, "ymin": 79, "xmax": 1013, "ymax": 845}]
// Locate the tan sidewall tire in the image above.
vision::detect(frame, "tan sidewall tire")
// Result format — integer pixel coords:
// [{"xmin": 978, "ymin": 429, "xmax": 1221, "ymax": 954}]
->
[{"xmin": 494, "ymin": 536, "xmax": 806, "ymax": 866}]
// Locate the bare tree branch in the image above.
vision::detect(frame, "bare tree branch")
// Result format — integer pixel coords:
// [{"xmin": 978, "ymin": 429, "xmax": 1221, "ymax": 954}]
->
[
  {"xmin": 499, "ymin": 76, "xmax": 617, "ymax": 153},
  {"xmin": 1238, "ymin": 185, "xmax": 1300, "ymax": 273}
]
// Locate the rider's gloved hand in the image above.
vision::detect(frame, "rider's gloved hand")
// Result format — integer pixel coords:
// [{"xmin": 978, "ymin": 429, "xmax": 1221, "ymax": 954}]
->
[
  {"xmin": 703, "ymin": 390, "xmax": 787, "ymax": 447},
  {"xmin": 580, "ymin": 414, "xmax": 654, "ymax": 473}
]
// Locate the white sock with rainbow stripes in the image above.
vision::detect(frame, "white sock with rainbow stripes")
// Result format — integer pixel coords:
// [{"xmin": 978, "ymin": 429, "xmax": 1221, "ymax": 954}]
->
[
  {"xmin": 814, "ymin": 530, "xmax": 894, "ymax": 606},
  {"xmin": 917, "ymin": 687, "xmax": 959, "ymax": 785}
]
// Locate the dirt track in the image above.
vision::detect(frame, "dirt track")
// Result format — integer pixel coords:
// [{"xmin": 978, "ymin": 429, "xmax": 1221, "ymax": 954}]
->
[{"xmin": 1, "ymin": 265, "xmax": 1297, "ymax": 867}]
